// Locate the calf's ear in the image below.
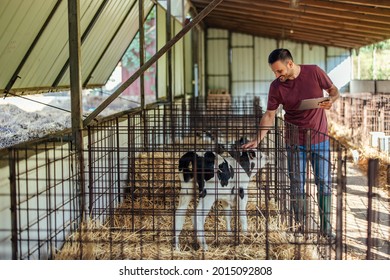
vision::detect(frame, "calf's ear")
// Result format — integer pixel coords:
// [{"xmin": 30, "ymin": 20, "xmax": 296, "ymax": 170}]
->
[{"xmin": 229, "ymin": 165, "xmax": 234, "ymax": 179}]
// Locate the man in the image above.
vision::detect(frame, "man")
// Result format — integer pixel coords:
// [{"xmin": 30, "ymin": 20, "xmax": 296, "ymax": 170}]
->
[{"xmin": 242, "ymin": 48, "xmax": 339, "ymax": 237}]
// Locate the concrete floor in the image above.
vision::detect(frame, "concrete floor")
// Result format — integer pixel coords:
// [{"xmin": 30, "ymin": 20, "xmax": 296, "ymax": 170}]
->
[{"xmin": 342, "ymin": 162, "xmax": 390, "ymax": 259}]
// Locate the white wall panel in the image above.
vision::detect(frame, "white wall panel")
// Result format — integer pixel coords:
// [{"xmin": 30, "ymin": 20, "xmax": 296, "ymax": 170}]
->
[
  {"xmin": 207, "ymin": 28, "xmax": 228, "ymax": 39},
  {"xmin": 281, "ymin": 40, "xmax": 303, "ymax": 63},
  {"xmin": 232, "ymin": 47, "xmax": 253, "ymax": 81},
  {"xmin": 207, "ymin": 29, "xmax": 350, "ymax": 97},
  {"xmin": 207, "ymin": 40, "xmax": 228, "ymax": 75},
  {"xmin": 174, "ymin": 20, "xmax": 184, "ymax": 96},
  {"xmin": 232, "ymin": 33, "xmax": 252, "ymax": 47},
  {"xmin": 254, "ymin": 37, "xmax": 277, "ymax": 84},
  {"xmin": 208, "ymin": 76, "xmax": 229, "ymax": 90},
  {"xmin": 302, "ymin": 44, "xmax": 326, "ymax": 69},
  {"xmin": 232, "ymin": 82, "xmax": 254, "ymax": 96},
  {"xmin": 232, "ymin": 33, "xmax": 254, "ymax": 96},
  {"xmin": 184, "ymin": 28, "xmax": 193, "ymax": 95}
]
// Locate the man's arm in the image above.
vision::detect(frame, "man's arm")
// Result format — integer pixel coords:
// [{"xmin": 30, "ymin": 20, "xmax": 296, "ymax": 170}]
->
[
  {"xmin": 242, "ymin": 109, "xmax": 277, "ymax": 149},
  {"xmin": 319, "ymin": 84, "xmax": 339, "ymax": 110}
]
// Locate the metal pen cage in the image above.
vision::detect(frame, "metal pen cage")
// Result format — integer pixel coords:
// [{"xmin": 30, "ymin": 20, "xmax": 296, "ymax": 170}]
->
[
  {"xmin": 329, "ymin": 93, "xmax": 390, "ymax": 156},
  {"xmin": 0, "ymin": 96, "xmax": 347, "ymax": 260}
]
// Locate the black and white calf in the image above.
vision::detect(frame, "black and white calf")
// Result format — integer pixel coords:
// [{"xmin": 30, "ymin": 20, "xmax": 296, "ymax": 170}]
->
[{"xmin": 174, "ymin": 141, "xmax": 269, "ymax": 251}]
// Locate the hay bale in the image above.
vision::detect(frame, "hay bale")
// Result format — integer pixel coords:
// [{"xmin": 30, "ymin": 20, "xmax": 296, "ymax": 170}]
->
[{"xmin": 54, "ymin": 194, "xmax": 318, "ymax": 260}]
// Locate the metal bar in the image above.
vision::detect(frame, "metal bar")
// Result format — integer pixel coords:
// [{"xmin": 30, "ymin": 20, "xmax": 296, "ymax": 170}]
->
[
  {"xmin": 205, "ymin": 28, "xmax": 209, "ymax": 97},
  {"xmin": 366, "ymin": 158, "xmax": 378, "ymax": 260},
  {"xmin": 4, "ymin": 0, "xmax": 63, "ymax": 97},
  {"xmin": 8, "ymin": 150, "xmax": 18, "ymax": 259},
  {"xmin": 139, "ymin": 0, "xmax": 145, "ymax": 109},
  {"xmin": 116, "ymin": 118, "xmax": 121, "ymax": 203},
  {"xmin": 87, "ymin": 126, "xmax": 93, "ymax": 216},
  {"xmin": 53, "ymin": 0, "xmax": 110, "ymax": 87},
  {"xmin": 228, "ymin": 31, "xmax": 232, "ymax": 95},
  {"xmin": 335, "ymin": 147, "xmax": 344, "ymax": 260},
  {"xmin": 67, "ymin": 0, "xmax": 86, "ymax": 225},
  {"xmin": 83, "ymin": 0, "xmax": 224, "ymax": 127},
  {"xmin": 167, "ymin": 0, "xmax": 172, "ymax": 103}
]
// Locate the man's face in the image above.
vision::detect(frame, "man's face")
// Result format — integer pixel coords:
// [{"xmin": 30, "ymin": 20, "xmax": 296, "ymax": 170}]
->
[{"xmin": 270, "ymin": 60, "xmax": 293, "ymax": 82}]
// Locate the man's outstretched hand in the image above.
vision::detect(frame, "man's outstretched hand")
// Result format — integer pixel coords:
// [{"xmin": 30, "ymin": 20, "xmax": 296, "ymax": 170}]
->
[{"xmin": 241, "ymin": 139, "xmax": 259, "ymax": 150}]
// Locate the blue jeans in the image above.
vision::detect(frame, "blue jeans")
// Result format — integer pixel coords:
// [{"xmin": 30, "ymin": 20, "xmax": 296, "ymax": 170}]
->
[{"xmin": 286, "ymin": 140, "xmax": 331, "ymax": 196}]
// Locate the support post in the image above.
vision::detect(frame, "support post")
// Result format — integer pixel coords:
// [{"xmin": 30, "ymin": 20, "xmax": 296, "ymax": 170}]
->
[
  {"xmin": 335, "ymin": 147, "xmax": 345, "ymax": 260},
  {"xmin": 68, "ymin": 0, "xmax": 86, "ymax": 221},
  {"xmin": 367, "ymin": 158, "xmax": 379, "ymax": 260}
]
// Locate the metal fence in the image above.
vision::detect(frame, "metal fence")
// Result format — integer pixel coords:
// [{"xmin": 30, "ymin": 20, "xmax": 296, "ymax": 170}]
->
[
  {"xmin": 329, "ymin": 93, "xmax": 390, "ymax": 156},
  {"xmin": 0, "ymin": 96, "xmax": 357, "ymax": 260}
]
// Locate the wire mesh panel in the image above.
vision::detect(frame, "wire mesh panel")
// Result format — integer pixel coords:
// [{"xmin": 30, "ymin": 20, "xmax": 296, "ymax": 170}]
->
[
  {"xmin": 0, "ymin": 136, "xmax": 82, "ymax": 259},
  {"xmin": 1, "ymin": 96, "xmax": 351, "ymax": 260}
]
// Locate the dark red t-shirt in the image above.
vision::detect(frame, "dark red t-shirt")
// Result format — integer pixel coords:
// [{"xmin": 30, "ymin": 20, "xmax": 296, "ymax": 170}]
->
[{"xmin": 267, "ymin": 65, "xmax": 333, "ymax": 145}]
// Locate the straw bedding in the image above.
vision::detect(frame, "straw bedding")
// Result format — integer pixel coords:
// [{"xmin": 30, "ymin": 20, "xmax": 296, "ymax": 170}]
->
[
  {"xmin": 54, "ymin": 150, "xmax": 319, "ymax": 260},
  {"xmin": 329, "ymin": 121, "xmax": 390, "ymax": 195}
]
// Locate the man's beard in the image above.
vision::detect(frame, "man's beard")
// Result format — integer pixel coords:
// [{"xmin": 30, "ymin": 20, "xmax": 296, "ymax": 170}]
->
[{"xmin": 279, "ymin": 70, "xmax": 293, "ymax": 82}]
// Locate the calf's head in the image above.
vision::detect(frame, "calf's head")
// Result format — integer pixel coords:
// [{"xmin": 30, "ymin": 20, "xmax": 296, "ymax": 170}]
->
[{"xmin": 230, "ymin": 137, "xmax": 271, "ymax": 178}]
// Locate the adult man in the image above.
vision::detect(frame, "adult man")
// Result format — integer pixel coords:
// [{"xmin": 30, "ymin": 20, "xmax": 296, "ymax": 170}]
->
[{"xmin": 242, "ymin": 48, "xmax": 339, "ymax": 237}]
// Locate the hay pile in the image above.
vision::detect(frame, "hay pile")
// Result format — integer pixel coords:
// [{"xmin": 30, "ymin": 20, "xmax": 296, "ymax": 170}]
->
[
  {"xmin": 329, "ymin": 121, "xmax": 390, "ymax": 195},
  {"xmin": 54, "ymin": 150, "xmax": 319, "ymax": 260}
]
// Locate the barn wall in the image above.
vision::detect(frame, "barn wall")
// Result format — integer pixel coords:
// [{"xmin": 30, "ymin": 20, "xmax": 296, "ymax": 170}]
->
[
  {"xmin": 173, "ymin": 19, "xmax": 185, "ymax": 97},
  {"xmin": 350, "ymin": 80, "xmax": 390, "ymax": 94},
  {"xmin": 0, "ymin": 101, "xmax": 182, "ymax": 259},
  {"xmin": 0, "ymin": 141, "xmax": 79, "ymax": 260},
  {"xmin": 206, "ymin": 28, "xmax": 352, "ymax": 101},
  {"xmin": 206, "ymin": 29, "xmax": 229, "ymax": 92},
  {"xmin": 0, "ymin": 162, "xmax": 11, "ymax": 259}
]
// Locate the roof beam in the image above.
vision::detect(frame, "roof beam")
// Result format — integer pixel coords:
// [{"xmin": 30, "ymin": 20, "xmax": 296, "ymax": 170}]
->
[
  {"xmin": 334, "ymin": 0, "xmax": 390, "ymax": 9},
  {"xmin": 194, "ymin": 0, "xmax": 390, "ymax": 31},
  {"xmin": 206, "ymin": 11, "xmax": 387, "ymax": 40},
  {"xmin": 192, "ymin": 0, "xmax": 390, "ymax": 47},
  {"xmin": 297, "ymin": 0, "xmax": 390, "ymax": 17},
  {"xmin": 207, "ymin": 19, "xmax": 366, "ymax": 48}
]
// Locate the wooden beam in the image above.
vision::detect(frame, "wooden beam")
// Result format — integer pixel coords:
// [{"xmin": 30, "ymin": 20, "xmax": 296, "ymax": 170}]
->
[
  {"xmin": 67, "ymin": 0, "xmax": 86, "ymax": 219},
  {"xmin": 332, "ymin": 0, "xmax": 390, "ymax": 9},
  {"xmin": 207, "ymin": 20, "xmax": 363, "ymax": 48},
  {"xmin": 297, "ymin": 0, "xmax": 390, "ymax": 17},
  {"xmin": 68, "ymin": 0, "xmax": 83, "ymax": 134},
  {"xmin": 192, "ymin": 0, "xmax": 390, "ymax": 47},
  {"xmin": 206, "ymin": 12, "xmax": 387, "ymax": 40},
  {"xmin": 194, "ymin": 0, "xmax": 390, "ymax": 31}
]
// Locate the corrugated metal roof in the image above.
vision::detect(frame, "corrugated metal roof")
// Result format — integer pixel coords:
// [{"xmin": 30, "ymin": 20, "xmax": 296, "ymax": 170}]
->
[
  {"xmin": 0, "ymin": 0, "xmax": 153, "ymax": 95},
  {"xmin": 191, "ymin": 0, "xmax": 390, "ymax": 49}
]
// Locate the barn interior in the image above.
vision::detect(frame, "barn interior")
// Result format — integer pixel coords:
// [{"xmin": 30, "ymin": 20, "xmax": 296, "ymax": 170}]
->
[{"xmin": 0, "ymin": 0, "xmax": 389, "ymax": 260}]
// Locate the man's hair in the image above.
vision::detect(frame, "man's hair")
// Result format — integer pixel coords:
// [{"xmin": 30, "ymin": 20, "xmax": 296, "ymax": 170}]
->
[{"xmin": 268, "ymin": 48, "xmax": 293, "ymax": 64}]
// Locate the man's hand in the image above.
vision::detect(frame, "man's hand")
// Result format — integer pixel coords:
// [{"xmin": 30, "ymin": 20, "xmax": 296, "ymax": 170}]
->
[
  {"xmin": 318, "ymin": 99, "xmax": 333, "ymax": 110},
  {"xmin": 241, "ymin": 139, "xmax": 259, "ymax": 150},
  {"xmin": 321, "ymin": 84, "xmax": 339, "ymax": 110}
]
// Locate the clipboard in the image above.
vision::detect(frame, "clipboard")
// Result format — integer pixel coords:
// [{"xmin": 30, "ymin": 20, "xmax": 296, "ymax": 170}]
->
[{"xmin": 297, "ymin": 97, "xmax": 330, "ymax": 110}]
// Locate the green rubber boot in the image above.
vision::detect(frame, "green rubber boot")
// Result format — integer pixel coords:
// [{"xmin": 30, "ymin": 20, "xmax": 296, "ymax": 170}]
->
[{"xmin": 318, "ymin": 194, "xmax": 333, "ymax": 238}]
